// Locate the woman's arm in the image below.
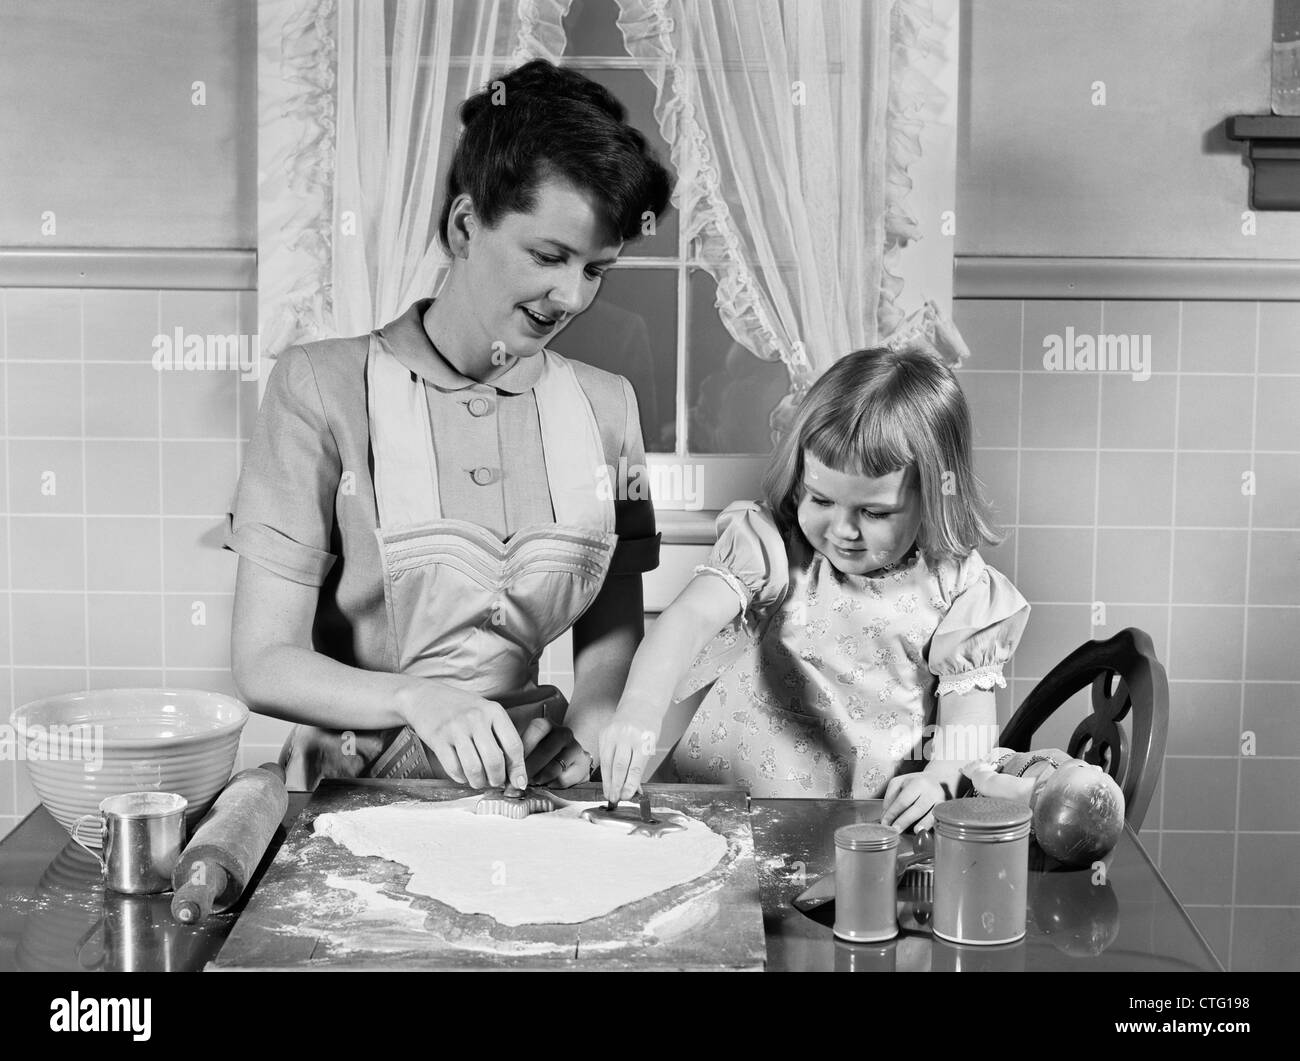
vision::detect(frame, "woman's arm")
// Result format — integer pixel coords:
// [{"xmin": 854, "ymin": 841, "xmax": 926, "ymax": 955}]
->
[
  {"xmin": 230, "ymin": 557, "xmax": 528, "ymax": 789},
  {"xmin": 230, "ymin": 556, "xmax": 417, "ymax": 729},
  {"xmin": 564, "ymin": 570, "xmax": 646, "ymax": 758}
]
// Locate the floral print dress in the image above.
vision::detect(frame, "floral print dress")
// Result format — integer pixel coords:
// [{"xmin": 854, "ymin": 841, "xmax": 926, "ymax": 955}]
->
[{"xmin": 666, "ymin": 502, "xmax": 1031, "ymax": 798}]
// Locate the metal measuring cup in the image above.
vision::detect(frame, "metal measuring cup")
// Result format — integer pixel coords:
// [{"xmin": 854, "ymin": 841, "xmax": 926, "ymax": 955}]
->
[{"xmin": 72, "ymin": 792, "xmax": 188, "ymax": 895}]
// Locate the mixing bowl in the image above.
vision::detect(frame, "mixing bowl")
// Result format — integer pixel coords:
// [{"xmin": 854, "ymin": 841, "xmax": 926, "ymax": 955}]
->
[{"xmin": 10, "ymin": 688, "xmax": 248, "ymax": 848}]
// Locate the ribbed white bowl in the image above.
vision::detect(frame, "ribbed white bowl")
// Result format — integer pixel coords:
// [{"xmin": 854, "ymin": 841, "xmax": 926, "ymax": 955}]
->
[{"xmin": 10, "ymin": 688, "xmax": 248, "ymax": 849}]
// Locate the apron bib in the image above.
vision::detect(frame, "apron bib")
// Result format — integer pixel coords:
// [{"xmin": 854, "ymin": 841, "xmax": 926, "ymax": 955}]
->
[{"xmin": 282, "ymin": 334, "xmax": 617, "ymax": 788}]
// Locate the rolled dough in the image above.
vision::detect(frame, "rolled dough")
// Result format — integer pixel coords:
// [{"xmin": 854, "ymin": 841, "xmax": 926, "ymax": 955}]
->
[{"xmin": 313, "ymin": 799, "xmax": 727, "ymax": 926}]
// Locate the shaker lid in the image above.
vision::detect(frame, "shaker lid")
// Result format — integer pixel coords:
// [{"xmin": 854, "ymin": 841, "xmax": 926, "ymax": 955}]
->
[
  {"xmin": 933, "ymin": 797, "xmax": 1031, "ymax": 830},
  {"xmin": 835, "ymin": 823, "xmax": 900, "ymax": 851}
]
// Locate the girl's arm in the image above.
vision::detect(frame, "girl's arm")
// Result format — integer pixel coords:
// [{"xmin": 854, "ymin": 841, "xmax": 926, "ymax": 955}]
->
[
  {"xmin": 924, "ymin": 687, "xmax": 999, "ymax": 795},
  {"xmin": 617, "ymin": 573, "xmax": 741, "ymax": 719},
  {"xmin": 598, "ymin": 573, "xmax": 742, "ymax": 801},
  {"xmin": 883, "ymin": 687, "xmax": 998, "ymax": 832}
]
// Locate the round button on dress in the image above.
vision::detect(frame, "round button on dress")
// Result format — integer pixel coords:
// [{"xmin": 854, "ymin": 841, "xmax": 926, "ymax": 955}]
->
[
  {"xmin": 471, "ymin": 466, "xmax": 497, "ymax": 486},
  {"xmin": 468, "ymin": 396, "xmax": 492, "ymax": 416}
]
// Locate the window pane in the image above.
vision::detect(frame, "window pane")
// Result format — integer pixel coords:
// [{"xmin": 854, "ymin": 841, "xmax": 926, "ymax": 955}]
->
[
  {"xmin": 572, "ymin": 67, "xmax": 680, "ymax": 258},
  {"xmin": 564, "ymin": 0, "xmax": 625, "ymax": 57},
  {"xmin": 686, "ymin": 268, "xmax": 790, "ymax": 456},
  {"xmin": 548, "ymin": 268, "xmax": 678, "ymax": 453}
]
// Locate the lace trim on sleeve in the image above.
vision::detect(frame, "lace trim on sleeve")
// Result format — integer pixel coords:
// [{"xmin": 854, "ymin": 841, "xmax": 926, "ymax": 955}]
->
[
  {"xmin": 937, "ymin": 664, "xmax": 1007, "ymax": 697},
  {"xmin": 693, "ymin": 564, "xmax": 750, "ymax": 618}
]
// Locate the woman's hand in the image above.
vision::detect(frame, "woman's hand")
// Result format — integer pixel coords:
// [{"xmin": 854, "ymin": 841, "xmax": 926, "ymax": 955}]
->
[
  {"xmin": 598, "ymin": 709, "xmax": 661, "ymax": 805},
  {"xmin": 521, "ymin": 718, "xmax": 595, "ymax": 789},
  {"xmin": 881, "ymin": 773, "xmax": 949, "ymax": 834},
  {"xmin": 398, "ymin": 682, "xmax": 528, "ymax": 790}
]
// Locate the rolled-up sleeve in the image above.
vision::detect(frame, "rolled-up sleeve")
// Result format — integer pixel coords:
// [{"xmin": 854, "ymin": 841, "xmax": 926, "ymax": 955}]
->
[
  {"xmin": 609, "ymin": 374, "xmax": 661, "ymax": 574},
  {"xmin": 223, "ymin": 346, "xmax": 340, "ymax": 586}
]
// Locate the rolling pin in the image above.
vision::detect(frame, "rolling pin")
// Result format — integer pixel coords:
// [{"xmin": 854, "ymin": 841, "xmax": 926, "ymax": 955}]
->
[{"xmin": 170, "ymin": 762, "xmax": 288, "ymax": 925}]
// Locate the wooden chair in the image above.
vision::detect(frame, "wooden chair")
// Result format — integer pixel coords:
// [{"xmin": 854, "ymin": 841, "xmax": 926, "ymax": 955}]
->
[{"xmin": 997, "ymin": 627, "xmax": 1169, "ymax": 832}]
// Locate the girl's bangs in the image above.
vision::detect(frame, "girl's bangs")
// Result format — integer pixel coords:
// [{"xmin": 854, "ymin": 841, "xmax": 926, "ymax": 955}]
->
[{"xmin": 806, "ymin": 404, "xmax": 914, "ymax": 479}]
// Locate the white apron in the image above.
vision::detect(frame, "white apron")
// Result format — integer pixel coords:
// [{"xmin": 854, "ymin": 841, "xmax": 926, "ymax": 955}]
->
[{"xmin": 282, "ymin": 334, "xmax": 617, "ymax": 788}]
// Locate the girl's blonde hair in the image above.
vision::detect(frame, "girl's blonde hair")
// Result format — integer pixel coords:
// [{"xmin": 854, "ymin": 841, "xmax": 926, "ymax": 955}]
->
[{"xmin": 762, "ymin": 347, "xmax": 1002, "ymax": 563}]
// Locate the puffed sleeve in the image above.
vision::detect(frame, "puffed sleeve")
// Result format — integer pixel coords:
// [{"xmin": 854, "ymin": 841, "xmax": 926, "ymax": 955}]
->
[
  {"xmin": 222, "ymin": 346, "xmax": 340, "ymax": 586},
  {"xmin": 668, "ymin": 502, "xmax": 789, "ymax": 704},
  {"xmin": 927, "ymin": 551, "xmax": 1030, "ymax": 697},
  {"xmin": 608, "ymin": 375, "xmax": 661, "ymax": 574},
  {"xmin": 694, "ymin": 501, "xmax": 791, "ymax": 623}
]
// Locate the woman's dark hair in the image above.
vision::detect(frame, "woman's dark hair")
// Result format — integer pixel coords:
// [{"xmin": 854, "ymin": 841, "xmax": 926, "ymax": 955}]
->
[{"xmin": 437, "ymin": 60, "xmax": 673, "ymax": 250}]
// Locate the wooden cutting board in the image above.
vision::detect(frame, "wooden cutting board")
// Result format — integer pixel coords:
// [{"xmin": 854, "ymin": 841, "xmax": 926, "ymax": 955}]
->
[{"xmin": 210, "ymin": 779, "xmax": 766, "ymax": 970}]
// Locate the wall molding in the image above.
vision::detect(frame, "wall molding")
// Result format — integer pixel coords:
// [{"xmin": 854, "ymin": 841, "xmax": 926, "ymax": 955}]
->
[
  {"xmin": 955, "ymin": 256, "xmax": 1300, "ymax": 301},
  {"xmin": 0, "ymin": 249, "xmax": 255, "ymax": 289},
  {"xmin": 4, "ymin": 249, "xmax": 1296, "ymax": 301}
]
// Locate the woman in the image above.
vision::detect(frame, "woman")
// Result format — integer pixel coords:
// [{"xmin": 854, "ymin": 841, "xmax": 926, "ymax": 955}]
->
[{"xmin": 226, "ymin": 61, "xmax": 672, "ymax": 790}]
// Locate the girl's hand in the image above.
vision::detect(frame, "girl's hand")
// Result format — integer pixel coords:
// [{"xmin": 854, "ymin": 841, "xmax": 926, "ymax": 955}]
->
[
  {"xmin": 598, "ymin": 711, "xmax": 661, "ymax": 805},
  {"xmin": 881, "ymin": 773, "xmax": 949, "ymax": 833},
  {"xmin": 398, "ymin": 682, "xmax": 528, "ymax": 791},
  {"xmin": 520, "ymin": 718, "xmax": 595, "ymax": 789}
]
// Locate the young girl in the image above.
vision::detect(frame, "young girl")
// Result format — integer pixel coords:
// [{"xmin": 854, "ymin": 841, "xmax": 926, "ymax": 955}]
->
[{"xmin": 598, "ymin": 344, "xmax": 1030, "ymax": 833}]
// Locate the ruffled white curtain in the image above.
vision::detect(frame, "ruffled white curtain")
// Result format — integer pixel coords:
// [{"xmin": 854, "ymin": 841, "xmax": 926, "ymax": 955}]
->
[
  {"xmin": 258, "ymin": 0, "xmax": 574, "ymax": 364},
  {"xmin": 615, "ymin": 0, "xmax": 955, "ymax": 426}
]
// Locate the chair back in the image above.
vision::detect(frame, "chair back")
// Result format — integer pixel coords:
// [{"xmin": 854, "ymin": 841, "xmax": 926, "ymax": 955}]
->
[{"xmin": 999, "ymin": 627, "xmax": 1169, "ymax": 831}]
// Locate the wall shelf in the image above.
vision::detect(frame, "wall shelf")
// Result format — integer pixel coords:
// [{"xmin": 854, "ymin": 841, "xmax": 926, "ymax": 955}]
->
[{"xmin": 1226, "ymin": 115, "xmax": 1300, "ymax": 210}]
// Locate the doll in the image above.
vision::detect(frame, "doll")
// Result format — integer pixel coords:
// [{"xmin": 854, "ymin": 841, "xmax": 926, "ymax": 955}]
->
[{"xmin": 961, "ymin": 748, "xmax": 1126, "ymax": 868}]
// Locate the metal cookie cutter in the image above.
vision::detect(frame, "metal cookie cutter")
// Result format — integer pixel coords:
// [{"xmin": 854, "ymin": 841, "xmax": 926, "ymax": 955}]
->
[{"xmin": 579, "ymin": 786, "xmax": 688, "ymax": 838}]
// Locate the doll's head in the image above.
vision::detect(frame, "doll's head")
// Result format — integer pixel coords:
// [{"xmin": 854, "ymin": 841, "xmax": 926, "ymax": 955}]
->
[
  {"xmin": 1032, "ymin": 761, "xmax": 1126, "ymax": 867},
  {"xmin": 763, "ymin": 347, "xmax": 1002, "ymax": 567}
]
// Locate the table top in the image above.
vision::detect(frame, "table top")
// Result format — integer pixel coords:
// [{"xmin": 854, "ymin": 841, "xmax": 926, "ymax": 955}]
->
[{"xmin": 0, "ymin": 795, "xmax": 1223, "ymax": 972}]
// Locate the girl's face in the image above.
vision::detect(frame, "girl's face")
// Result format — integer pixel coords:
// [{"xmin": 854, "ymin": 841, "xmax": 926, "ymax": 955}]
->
[
  {"xmin": 459, "ymin": 177, "xmax": 623, "ymax": 360},
  {"xmin": 796, "ymin": 453, "xmax": 923, "ymax": 576}
]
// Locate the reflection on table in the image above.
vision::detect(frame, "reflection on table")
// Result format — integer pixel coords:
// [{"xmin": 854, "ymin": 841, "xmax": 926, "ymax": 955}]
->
[{"xmin": 751, "ymin": 798, "xmax": 1222, "ymax": 972}]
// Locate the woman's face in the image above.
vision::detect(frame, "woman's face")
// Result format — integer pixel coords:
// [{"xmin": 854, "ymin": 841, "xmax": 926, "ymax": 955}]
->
[
  {"xmin": 796, "ymin": 453, "xmax": 923, "ymax": 575},
  {"xmin": 459, "ymin": 177, "xmax": 623, "ymax": 359}
]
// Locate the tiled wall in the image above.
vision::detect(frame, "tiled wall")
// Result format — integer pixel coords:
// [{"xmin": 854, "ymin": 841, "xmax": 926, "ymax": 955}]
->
[
  {"xmin": 0, "ymin": 287, "xmax": 274, "ymax": 836},
  {"xmin": 952, "ymin": 297, "xmax": 1300, "ymax": 971}
]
